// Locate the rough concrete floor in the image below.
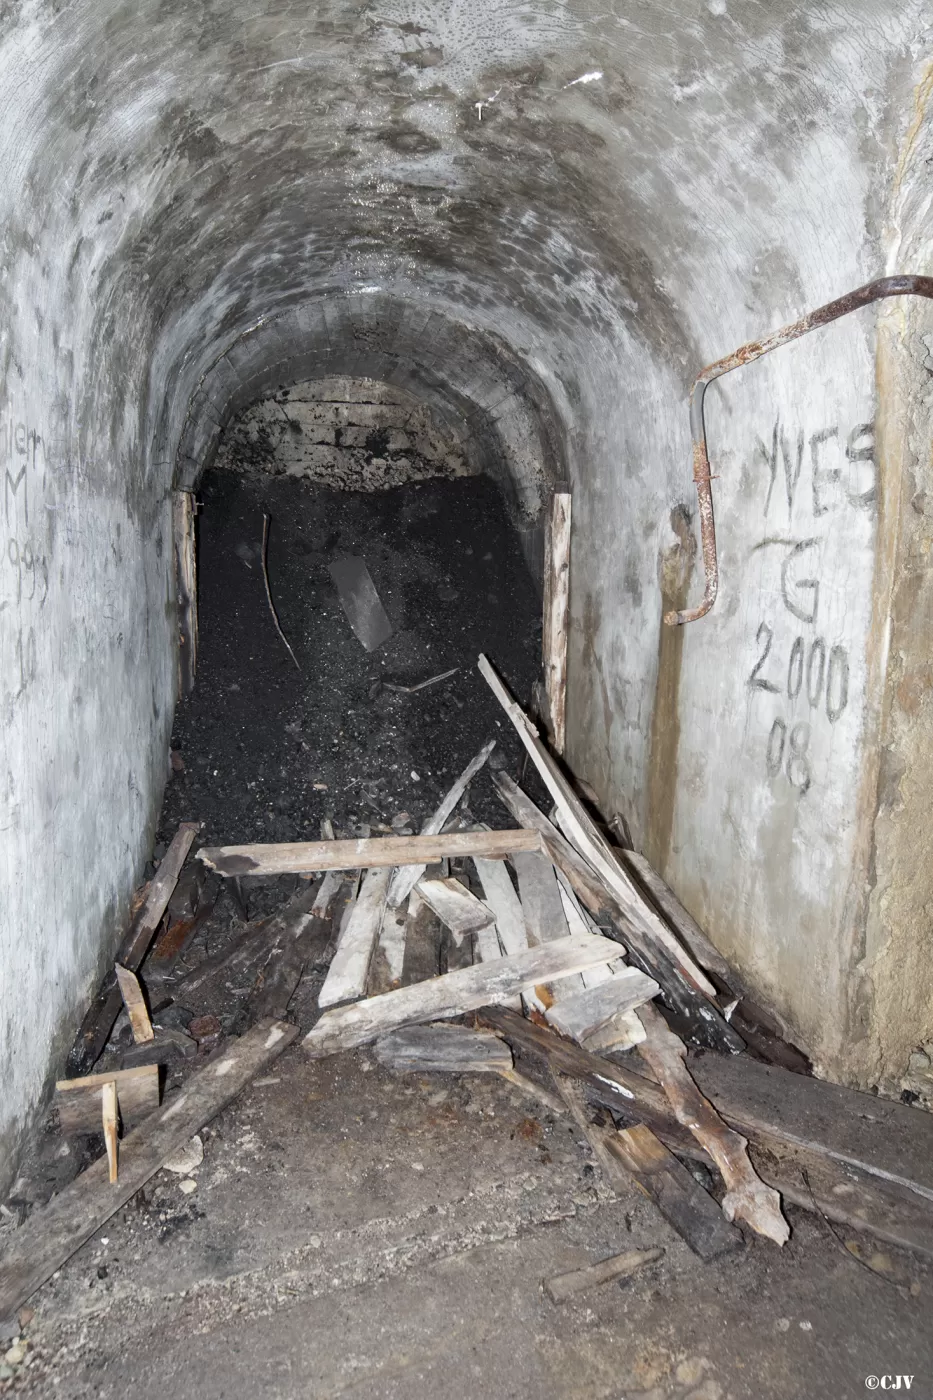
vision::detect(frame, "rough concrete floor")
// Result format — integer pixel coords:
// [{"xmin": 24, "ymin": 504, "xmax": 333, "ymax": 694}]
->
[
  {"xmin": 6, "ymin": 1049, "xmax": 933, "ymax": 1399},
  {"xmin": 4, "ymin": 467, "xmax": 930, "ymax": 1397}
]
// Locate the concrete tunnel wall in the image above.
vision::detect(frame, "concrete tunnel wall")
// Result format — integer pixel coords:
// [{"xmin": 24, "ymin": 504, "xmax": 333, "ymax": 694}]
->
[{"xmin": 2, "ymin": 0, "xmax": 933, "ymax": 1187}]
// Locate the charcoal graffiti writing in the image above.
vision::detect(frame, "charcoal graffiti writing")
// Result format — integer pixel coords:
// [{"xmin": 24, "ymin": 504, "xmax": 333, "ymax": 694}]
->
[
  {"xmin": 758, "ymin": 417, "xmax": 875, "ymax": 522},
  {"xmin": 749, "ymin": 416, "xmax": 869, "ymax": 794},
  {"xmin": 7, "ymin": 537, "xmax": 49, "ymax": 605}
]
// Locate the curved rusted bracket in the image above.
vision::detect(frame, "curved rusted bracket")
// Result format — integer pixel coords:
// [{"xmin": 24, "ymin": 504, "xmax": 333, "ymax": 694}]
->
[{"xmin": 664, "ymin": 274, "xmax": 933, "ymax": 626}]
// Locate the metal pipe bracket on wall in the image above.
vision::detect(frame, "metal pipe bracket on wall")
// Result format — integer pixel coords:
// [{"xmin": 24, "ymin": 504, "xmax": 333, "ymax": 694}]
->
[{"xmin": 666, "ymin": 275, "xmax": 933, "ymax": 627}]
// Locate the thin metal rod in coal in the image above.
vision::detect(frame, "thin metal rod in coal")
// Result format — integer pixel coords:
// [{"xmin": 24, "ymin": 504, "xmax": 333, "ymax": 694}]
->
[
  {"xmin": 666, "ymin": 274, "xmax": 933, "ymax": 627},
  {"xmin": 261, "ymin": 513, "xmax": 301, "ymax": 671}
]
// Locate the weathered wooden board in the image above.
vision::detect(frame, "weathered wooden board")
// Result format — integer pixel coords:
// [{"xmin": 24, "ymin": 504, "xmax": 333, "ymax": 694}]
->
[
  {"xmin": 303, "ymin": 934, "xmax": 625, "ymax": 1057},
  {"xmin": 691, "ymin": 1049, "xmax": 933, "ymax": 1203},
  {"xmin": 366, "ymin": 901, "xmax": 408, "ymax": 997},
  {"xmin": 0, "ymin": 1020, "xmax": 299, "ymax": 1319},
  {"xmin": 478, "ymin": 658, "xmax": 715, "ymax": 996},
  {"xmin": 66, "ymin": 822, "xmax": 200, "ymax": 1075},
  {"xmin": 542, "ymin": 491, "xmax": 571, "ymax": 756},
  {"xmin": 491, "ymin": 771, "xmax": 745, "ymax": 1056},
  {"xmin": 545, "ymin": 1247, "xmax": 663, "ymax": 1304},
  {"xmin": 484, "ymin": 1009, "xmax": 933, "ymax": 1260},
  {"xmin": 612, "ymin": 1123, "xmax": 743, "ymax": 1261},
  {"xmin": 387, "ymin": 741, "xmax": 498, "ymax": 906},
  {"xmin": 545, "ymin": 968, "xmax": 658, "ymax": 1044},
  {"xmin": 318, "ymin": 867, "xmax": 390, "ymax": 1008},
  {"xmin": 248, "ymin": 871, "xmax": 341, "ymax": 1022},
  {"xmin": 472, "ymin": 857, "xmax": 527, "ymax": 956},
  {"xmin": 374, "ymin": 1023, "xmax": 513, "ymax": 1074},
  {"xmin": 582, "ymin": 1008, "xmax": 646, "ymax": 1053},
  {"xmin": 114, "ymin": 965, "xmax": 154, "ymax": 1044},
  {"xmin": 417, "ymin": 876, "xmax": 495, "ymax": 937},
  {"xmin": 401, "ymin": 891, "xmax": 442, "ymax": 987},
  {"xmin": 199, "ymin": 828, "xmax": 540, "ymax": 878},
  {"xmin": 512, "ymin": 849, "xmax": 569, "ymax": 943},
  {"xmin": 55, "ymin": 1065, "xmax": 161, "ymax": 1135}
]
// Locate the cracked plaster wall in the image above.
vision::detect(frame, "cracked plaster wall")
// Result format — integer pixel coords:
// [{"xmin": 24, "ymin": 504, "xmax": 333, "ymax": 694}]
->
[{"xmin": 2, "ymin": 0, "xmax": 933, "ymax": 1185}]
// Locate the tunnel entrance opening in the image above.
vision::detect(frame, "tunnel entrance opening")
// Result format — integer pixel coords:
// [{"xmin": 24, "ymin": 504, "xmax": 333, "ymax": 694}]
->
[{"xmin": 159, "ymin": 377, "xmax": 544, "ymax": 859}]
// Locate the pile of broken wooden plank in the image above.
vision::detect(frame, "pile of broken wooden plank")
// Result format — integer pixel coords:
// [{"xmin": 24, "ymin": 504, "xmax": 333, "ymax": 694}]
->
[{"xmin": 4, "ymin": 655, "xmax": 933, "ymax": 1322}]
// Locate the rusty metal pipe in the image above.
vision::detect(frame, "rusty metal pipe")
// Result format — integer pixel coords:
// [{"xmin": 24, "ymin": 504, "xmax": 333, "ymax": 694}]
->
[{"xmin": 665, "ymin": 274, "xmax": 933, "ymax": 626}]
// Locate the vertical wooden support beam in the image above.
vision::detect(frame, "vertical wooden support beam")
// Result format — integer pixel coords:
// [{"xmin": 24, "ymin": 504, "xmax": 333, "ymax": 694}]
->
[
  {"xmin": 173, "ymin": 490, "xmax": 198, "ymax": 697},
  {"xmin": 542, "ymin": 491, "xmax": 571, "ymax": 754}
]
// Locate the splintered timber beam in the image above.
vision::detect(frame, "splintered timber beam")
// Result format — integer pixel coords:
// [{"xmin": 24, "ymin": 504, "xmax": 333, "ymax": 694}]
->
[
  {"xmin": 387, "ymin": 740, "xmax": 498, "ymax": 907},
  {"xmin": 477, "ymin": 657, "xmax": 716, "ymax": 999},
  {"xmin": 552, "ymin": 1072, "xmax": 740, "ymax": 1261},
  {"xmin": 483, "ymin": 1008, "xmax": 933, "ymax": 1260},
  {"xmin": 67, "ymin": 821, "xmax": 200, "ymax": 1076},
  {"xmin": 637, "ymin": 1003, "xmax": 789, "ymax": 1246},
  {"xmin": 114, "ymin": 965, "xmax": 154, "ymax": 1044},
  {"xmin": 0, "ymin": 1019, "xmax": 299, "ymax": 1319},
  {"xmin": 303, "ymin": 933, "xmax": 625, "ymax": 1057},
  {"xmin": 198, "ymin": 828, "xmax": 541, "ymax": 878},
  {"xmin": 490, "ymin": 770, "xmax": 745, "ymax": 1056}
]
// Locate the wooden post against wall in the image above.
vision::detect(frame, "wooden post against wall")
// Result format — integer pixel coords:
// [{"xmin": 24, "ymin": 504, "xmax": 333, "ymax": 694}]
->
[
  {"xmin": 542, "ymin": 491, "xmax": 571, "ymax": 754},
  {"xmin": 173, "ymin": 490, "xmax": 198, "ymax": 697}
]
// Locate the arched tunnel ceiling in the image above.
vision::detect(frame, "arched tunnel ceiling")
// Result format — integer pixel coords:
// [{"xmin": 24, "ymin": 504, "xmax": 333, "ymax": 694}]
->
[
  {"xmin": 4, "ymin": 0, "xmax": 920, "ymax": 506},
  {"xmin": 171, "ymin": 296, "xmax": 569, "ymax": 534}
]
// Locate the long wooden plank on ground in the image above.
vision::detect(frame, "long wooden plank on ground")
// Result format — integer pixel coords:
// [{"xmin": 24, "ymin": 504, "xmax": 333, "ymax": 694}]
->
[
  {"xmin": 491, "ymin": 771, "xmax": 745, "ymax": 1056},
  {"xmin": 67, "ymin": 822, "xmax": 200, "ymax": 1075},
  {"xmin": 542, "ymin": 491, "xmax": 571, "ymax": 755},
  {"xmin": 386, "ymin": 741, "xmax": 497, "ymax": 907},
  {"xmin": 303, "ymin": 933, "xmax": 625, "ymax": 1057},
  {"xmin": 690, "ymin": 1048, "xmax": 933, "ymax": 1203},
  {"xmin": 248, "ymin": 871, "xmax": 342, "ymax": 1022},
  {"xmin": 0, "ymin": 1019, "xmax": 299, "ymax": 1320},
  {"xmin": 56, "ymin": 1065, "xmax": 161, "ymax": 1135},
  {"xmin": 478, "ymin": 657, "xmax": 716, "ymax": 997},
  {"xmin": 375, "ymin": 1024, "xmax": 514, "ymax": 1074},
  {"xmin": 318, "ymin": 867, "xmax": 390, "ymax": 1008},
  {"xmin": 483, "ymin": 1008, "xmax": 933, "ymax": 1259},
  {"xmin": 198, "ymin": 828, "xmax": 540, "ymax": 878}
]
